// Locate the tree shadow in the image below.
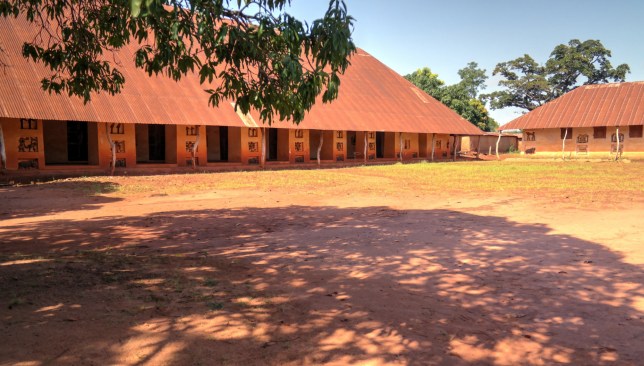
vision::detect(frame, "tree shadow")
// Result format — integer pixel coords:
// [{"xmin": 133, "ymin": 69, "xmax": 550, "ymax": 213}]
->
[
  {"xmin": 0, "ymin": 181, "xmax": 122, "ymax": 220},
  {"xmin": 0, "ymin": 206, "xmax": 642, "ymax": 365}
]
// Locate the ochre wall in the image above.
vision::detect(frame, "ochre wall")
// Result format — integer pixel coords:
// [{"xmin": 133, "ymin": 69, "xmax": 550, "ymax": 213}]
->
[
  {"xmin": 399, "ymin": 132, "xmax": 420, "ymax": 159},
  {"xmin": 334, "ymin": 130, "xmax": 347, "ymax": 162},
  {"xmin": 1, "ymin": 118, "xmax": 45, "ymax": 170},
  {"xmin": 176, "ymin": 125, "xmax": 207, "ymax": 167},
  {"xmin": 277, "ymin": 128, "xmax": 291, "ymax": 162},
  {"xmin": 522, "ymin": 127, "xmax": 644, "ymax": 159},
  {"xmin": 87, "ymin": 122, "xmax": 99, "ymax": 165},
  {"xmin": 42, "ymin": 120, "xmax": 68, "ymax": 164},
  {"xmin": 240, "ymin": 127, "xmax": 261, "ymax": 165},
  {"xmin": 431, "ymin": 134, "xmax": 450, "ymax": 159},
  {"xmin": 98, "ymin": 122, "xmax": 136, "ymax": 169},
  {"xmin": 289, "ymin": 128, "xmax": 309, "ymax": 163},
  {"xmin": 308, "ymin": 130, "xmax": 334, "ymax": 161},
  {"xmin": 366, "ymin": 131, "xmax": 376, "ymax": 160},
  {"xmin": 228, "ymin": 127, "xmax": 242, "ymax": 163},
  {"xmin": 1, "ymin": 118, "xmax": 487, "ymax": 171},
  {"xmin": 383, "ymin": 132, "xmax": 396, "ymax": 158},
  {"xmin": 135, "ymin": 124, "xmax": 149, "ymax": 162},
  {"xmin": 165, "ymin": 125, "xmax": 177, "ymax": 164},
  {"xmin": 469, "ymin": 135, "xmax": 520, "ymax": 154},
  {"xmin": 419, "ymin": 134, "xmax": 428, "ymax": 157}
]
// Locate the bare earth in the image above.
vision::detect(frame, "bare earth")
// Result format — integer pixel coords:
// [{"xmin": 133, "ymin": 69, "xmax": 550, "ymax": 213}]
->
[{"xmin": 1, "ymin": 163, "xmax": 643, "ymax": 365}]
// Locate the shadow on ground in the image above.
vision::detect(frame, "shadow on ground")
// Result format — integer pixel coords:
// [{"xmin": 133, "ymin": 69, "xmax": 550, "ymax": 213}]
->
[
  {"xmin": 0, "ymin": 181, "xmax": 121, "ymax": 220},
  {"xmin": 0, "ymin": 206, "xmax": 642, "ymax": 365}
]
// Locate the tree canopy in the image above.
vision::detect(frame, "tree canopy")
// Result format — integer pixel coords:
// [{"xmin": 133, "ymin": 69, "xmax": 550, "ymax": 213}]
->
[
  {"xmin": 484, "ymin": 39, "xmax": 630, "ymax": 112},
  {"xmin": 405, "ymin": 63, "xmax": 498, "ymax": 132},
  {"xmin": 0, "ymin": 0, "xmax": 356, "ymax": 124}
]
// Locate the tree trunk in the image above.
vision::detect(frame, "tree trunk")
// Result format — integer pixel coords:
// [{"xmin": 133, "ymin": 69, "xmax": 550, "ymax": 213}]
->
[
  {"xmin": 316, "ymin": 131, "xmax": 323, "ymax": 167},
  {"xmin": 453, "ymin": 135, "xmax": 459, "ymax": 162},
  {"xmin": 105, "ymin": 123, "xmax": 116, "ymax": 175},
  {"xmin": 495, "ymin": 132, "xmax": 502, "ymax": 160},
  {"xmin": 430, "ymin": 133, "xmax": 435, "ymax": 162},
  {"xmin": 261, "ymin": 127, "xmax": 266, "ymax": 168},
  {"xmin": 399, "ymin": 132, "xmax": 403, "ymax": 162},
  {"xmin": 0, "ymin": 123, "xmax": 6, "ymax": 171},
  {"xmin": 363, "ymin": 132, "xmax": 368, "ymax": 164},
  {"xmin": 561, "ymin": 128, "xmax": 568, "ymax": 160},
  {"xmin": 192, "ymin": 125, "xmax": 201, "ymax": 169},
  {"xmin": 615, "ymin": 127, "xmax": 620, "ymax": 161}
]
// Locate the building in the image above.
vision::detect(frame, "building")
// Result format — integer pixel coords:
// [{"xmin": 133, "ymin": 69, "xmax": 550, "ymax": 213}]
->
[
  {"xmin": 0, "ymin": 15, "xmax": 482, "ymax": 174},
  {"xmin": 500, "ymin": 82, "xmax": 644, "ymax": 159},
  {"xmin": 460, "ymin": 133, "xmax": 521, "ymax": 156}
]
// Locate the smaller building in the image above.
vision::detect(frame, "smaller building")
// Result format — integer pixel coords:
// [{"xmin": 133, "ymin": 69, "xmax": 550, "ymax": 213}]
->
[
  {"xmin": 500, "ymin": 82, "xmax": 644, "ymax": 159},
  {"xmin": 460, "ymin": 133, "xmax": 521, "ymax": 155}
]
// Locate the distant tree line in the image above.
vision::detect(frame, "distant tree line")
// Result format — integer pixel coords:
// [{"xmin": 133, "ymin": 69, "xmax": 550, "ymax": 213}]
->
[{"xmin": 405, "ymin": 39, "xmax": 630, "ymax": 131}]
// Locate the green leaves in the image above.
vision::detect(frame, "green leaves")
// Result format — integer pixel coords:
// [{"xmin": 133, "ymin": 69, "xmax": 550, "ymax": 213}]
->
[
  {"xmin": 406, "ymin": 64, "xmax": 498, "ymax": 132},
  {"xmin": 2, "ymin": 0, "xmax": 356, "ymax": 124},
  {"xmin": 485, "ymin": 39, "xmax": 630, "ymax": 112},
  {"xmin": 130, "ymin": 0, "xmax": 161, "ymax": 18}
]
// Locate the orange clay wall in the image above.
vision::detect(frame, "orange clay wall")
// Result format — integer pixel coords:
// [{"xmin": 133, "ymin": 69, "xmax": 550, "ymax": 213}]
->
[
  {"xmin": 289, "ymin": 128, "xmax": 309, "ymax": 163},
  {"xmin": 398, "ymin": 132, "xmax": 420, "ymax": 159},
  {"xmin": 176, "ymin": 125, "xmax": 207, "ymax": 167},
  {"xmin": 99, "ymin": 122, "xmax": 137, "ymax": 169},
  {"xmin": 1, "ymin": 117, "xmax": 45, "ymax": 170},
  {"xmin": 333, "ymin": 130, "xmax": 347, "ymax": 162},
  {"xmin": 430, "ymin": 134, "xmax": 451, "ymax": 159},
  {"xmin": 522, "ymin": 127, "xmax": 644, "ymax": 159},
  {"xmin": 0, "ymin": 118, "xmax": 458, "ymax": 171}
]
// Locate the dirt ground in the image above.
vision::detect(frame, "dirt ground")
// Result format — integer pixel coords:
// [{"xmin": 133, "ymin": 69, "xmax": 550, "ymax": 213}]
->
[{"xmin": 1, "ymin": 163, "xmax": 643, "ymax": 365}]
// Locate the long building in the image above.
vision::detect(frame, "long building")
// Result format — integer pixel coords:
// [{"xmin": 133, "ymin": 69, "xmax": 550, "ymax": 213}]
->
[
  {"xmin": 0, "ymin": 15, "xmax": 482, "ymax": 173},
  {"xmin": 500, "ymin": 81, "xmax": 644, "ymax": 159}
]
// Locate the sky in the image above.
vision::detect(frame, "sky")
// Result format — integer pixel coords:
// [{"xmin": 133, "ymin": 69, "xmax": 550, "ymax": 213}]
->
[{"xmin": 282, "ymin": 0, "xmax": 644, "ymax": 124}]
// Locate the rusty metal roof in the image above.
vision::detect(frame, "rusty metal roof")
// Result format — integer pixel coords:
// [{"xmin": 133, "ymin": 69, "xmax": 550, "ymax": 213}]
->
[
  {"xmin": 264, "ymin": 50, "xmax": 483, "ymax": 134},
  {"xmin": 0, "ymin": 15, "xmax": 482, "ymax": 135},
  {"xmin": 500, "ymin": 81, "xmax": 644, "ymax": 130}
]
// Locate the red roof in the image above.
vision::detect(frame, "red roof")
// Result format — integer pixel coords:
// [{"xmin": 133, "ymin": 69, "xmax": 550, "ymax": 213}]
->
[
  {"xmin": 501, "ymin": 81, "xmax": 644, "ymax": 130},
  {"xmin": 0, "ymin": 15, "xmax": 482, "ymax": 135}
]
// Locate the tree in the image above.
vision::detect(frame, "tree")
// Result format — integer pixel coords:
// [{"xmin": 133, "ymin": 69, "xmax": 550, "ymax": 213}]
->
[
  {"xmin": 405, "ymin": 63, "xmax": 498, "ymax": 132},
  {"xmin": 403, "ymin": 67, "xmax": 444, "ymax": 97},
  {"xmin": 457, "ymin": 61, "xmax": 487, "ymax": 99},
  {"xmin": 484, "ymin": 39, "xmax": 630, "ymax": 112},
  {"xmin": 0, "ymin": 0, "xmax": 356, "ymax": 124}
]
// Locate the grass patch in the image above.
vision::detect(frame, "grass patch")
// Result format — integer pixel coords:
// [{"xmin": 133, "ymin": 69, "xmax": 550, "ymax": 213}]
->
[{"xmin": 47, "ymin": 161, "xmax": 643, "ymax": 199}]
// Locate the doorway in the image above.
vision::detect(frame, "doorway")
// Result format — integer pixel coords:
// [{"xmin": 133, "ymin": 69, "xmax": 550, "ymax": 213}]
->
[
  {"xmin": 43, "ymin": 120, "xmax": 98, "ymax": 165},
  {"xmin": 266, "ymin": 128, "xmax": 290, "ymax": 162},
  {"xmin": 376, "ymin": 132, "xmax": 385, "ymax": 158},
  {"xmin": 136, "ymin": 124, "xmax": 176, "ymax": 164},
  {"xmin": 67, "ymin": 121, "xmax": 88, "ymax": 162},
  {"xmin": 346, "ymin": 131, "xmax": 356, "ymax": 159},
  {"xmin": 148, "ymin": 124, "xmax": 166, "ymax": 162},
  {"xmin": 268, "ymin": 128, "xmax": 278, "ymax": 161},
  {"xmin": 206, "ymin": 126, "xmax": 229, "ymax": 162}
]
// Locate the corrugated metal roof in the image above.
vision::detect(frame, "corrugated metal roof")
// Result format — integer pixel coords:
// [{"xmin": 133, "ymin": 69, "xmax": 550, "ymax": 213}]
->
[
  {"xmin": 0, "ymin": 15, "xmax": 482, "ymax": 135},
  {"xmin": 500, "ymin": 81, "xmax": 644, "ymax": 130},
  {"xmin": 267, "ymin": 50, "xmax": 483, "ymax": 134}
]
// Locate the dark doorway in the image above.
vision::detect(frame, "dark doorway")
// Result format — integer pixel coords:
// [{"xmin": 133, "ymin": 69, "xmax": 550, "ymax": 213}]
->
[
  {"xmin": 148, "ymin": 124, "xmax": 166, "ymax": 161},
  {"xmin": 268, "ymin": 128, "xmax": 278, "ymax": 161},
  {"xmin": 67, "ymin": 121, "xmax": 88, "ymax": 162},
  {"xmin": 219, "ymin": 126, "xmax": 229, "ymax": 161},
  {"xmin": 376, "ymin": 132, "xmax": 385, "ymax": 158},
  {"xmin": 346, "ymin": 131, "xmax": 356, "ymax": 159}
]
